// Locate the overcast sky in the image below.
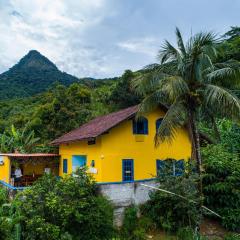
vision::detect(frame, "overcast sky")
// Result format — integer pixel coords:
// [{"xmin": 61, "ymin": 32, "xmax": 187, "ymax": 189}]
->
[{"xmin": 0, "ymin": 0, "xmax": 239, "ymax": 78}]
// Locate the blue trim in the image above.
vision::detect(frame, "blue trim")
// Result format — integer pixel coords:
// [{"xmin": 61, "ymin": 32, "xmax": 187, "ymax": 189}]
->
[
  {"xmin": 0, "ymin": 180, "xmax": 26, "ymax": 190},
  {"xmin": 98, "ymin": 177, "xmax": 156, "ymax": 185},
  {"xmin": 122, "ymin": 159, "xmax": 134, "ymax": 182},
  {"xmin": 0, "ymin": 177, "xmax": 157, "ymax": 188}
]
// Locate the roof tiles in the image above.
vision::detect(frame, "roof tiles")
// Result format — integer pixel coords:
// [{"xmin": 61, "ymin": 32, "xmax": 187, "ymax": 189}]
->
[{"xmin": 51, "ymin": 105, "xmax": 139, "ymax": 145}]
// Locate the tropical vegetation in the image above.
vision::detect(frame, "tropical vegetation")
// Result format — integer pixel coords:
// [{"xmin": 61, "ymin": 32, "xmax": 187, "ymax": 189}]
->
[
  {"xmin": 0, "ymin": 169, "xmax": 114, "ymax": 240},
  {"xmin": 0, "ymin": 26, "xmax": 240, "ymax": 239}
]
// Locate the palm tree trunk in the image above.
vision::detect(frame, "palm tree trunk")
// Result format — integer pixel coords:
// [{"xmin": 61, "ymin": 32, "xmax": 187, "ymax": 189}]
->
[{"xmin": 188, "ymin": 110, "xmax": 203, "ymax": 230}]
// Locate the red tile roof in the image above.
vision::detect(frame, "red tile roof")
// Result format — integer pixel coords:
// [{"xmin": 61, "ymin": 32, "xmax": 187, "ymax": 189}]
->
[
  {"xmin": 51, "ymin": 105, "xmax": 139, "ymax": 145},
  {"xmin": 0, "ymin": 153, "xmax": 59, "ymax": 157}
]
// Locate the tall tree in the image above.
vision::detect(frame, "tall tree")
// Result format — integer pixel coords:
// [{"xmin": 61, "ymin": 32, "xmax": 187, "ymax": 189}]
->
[
  {"xmin": 132, "ymin": 28, "xmax": 240, "ymax": 203},
  {"xmin": 109, "ymin": 70, "xmax": 141, "ymax": 109}
]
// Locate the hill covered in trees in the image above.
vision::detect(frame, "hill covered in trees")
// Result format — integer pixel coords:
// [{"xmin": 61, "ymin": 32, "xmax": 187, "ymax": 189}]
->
[{"xmin": 0, "ymin": 50, "xmax": 81, "ymax": 99}]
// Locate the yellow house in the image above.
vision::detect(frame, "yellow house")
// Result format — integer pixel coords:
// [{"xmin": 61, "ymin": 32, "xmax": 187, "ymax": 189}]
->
[{"xmin": 52, "ymin": 105, "xmax": 192, "ymax": 183}]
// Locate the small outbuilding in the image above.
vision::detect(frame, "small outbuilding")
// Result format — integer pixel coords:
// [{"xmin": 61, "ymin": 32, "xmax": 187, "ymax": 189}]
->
[{"xmin": 0, "ymin": 153, "xmax": 59, "ymax": 188}]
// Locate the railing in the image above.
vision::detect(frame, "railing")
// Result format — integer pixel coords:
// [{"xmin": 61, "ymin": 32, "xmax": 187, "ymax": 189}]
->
[{"xmin": 0, "ymin": 180, "xmax": 26, "ymax": 190}]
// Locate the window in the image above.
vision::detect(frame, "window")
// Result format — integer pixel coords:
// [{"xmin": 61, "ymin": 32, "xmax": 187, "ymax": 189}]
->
[
  {"xmin": 133, "ymin": 117, "xmax": 148, "ymax": 134},
  {"xmin": 156, "ymin": 118, "xmax": 163, "ymax": 132},
  {"xmin": 156, "ymin": 159, "xmax": 165, "ymax": 176},
  {"xmin": 122, "ymin": 159, "xmax": 134, "ymax": 182},
  {"xmin": 72, "ymin": 155, "xmax": 87, "ymax": 172},
  {"xmin": 156, "ymin": 159, "xmax": 184, "ymax": 176},
  {"xmin": 88, "ymin": 138, "xmax": 96, "ymax": 145},
  {"xmin": 174, "ymin": 160, "xmax": 184, "ymax": 176},
  {"xmin": 63, "ymin": 159, "xmax": 68, "ymax": 173},
  {"xmin": 91, "ymin": 160, "xmax": 95, "ymax": 167}
]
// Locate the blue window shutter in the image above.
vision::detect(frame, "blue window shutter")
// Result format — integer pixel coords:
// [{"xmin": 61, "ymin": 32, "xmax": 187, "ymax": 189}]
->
[
  {"xmin": 175, "ymin": 160, "xmax": 184, "ymax": 176},
  {"xmin": 143, "ymin": 118, "xmax": 148, "ymax": 134},
  {"xmin": 156, "ymin": 118, "xmax": 163, "ymax": 132},
  {"xmin": 63, "ymin": 159, "xmax": 68, "ymax": 173},
  {"xmin": 156, "ymin": 160, "xmax": 165, "ymax": 176}
]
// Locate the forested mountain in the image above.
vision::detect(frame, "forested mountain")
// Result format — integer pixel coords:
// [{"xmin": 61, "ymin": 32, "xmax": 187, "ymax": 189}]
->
[{"xmin": 0, "ymin": 50, "xmax": 80, "ymax": 99}]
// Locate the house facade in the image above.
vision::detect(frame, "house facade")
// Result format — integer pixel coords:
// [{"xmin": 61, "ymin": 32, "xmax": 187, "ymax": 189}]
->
[{"xmin": 52, "ymin": 105, "xmax": 192, "ymax": 183}]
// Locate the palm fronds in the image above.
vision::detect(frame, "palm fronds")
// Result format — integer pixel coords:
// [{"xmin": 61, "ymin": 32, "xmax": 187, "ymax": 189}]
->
[
  {"xmin": 133, "ymin": 27, "xmax": 240, "ymax": 146},
  {"xmin": 203, "ymin": 84, "xmax": 240, "ymax": 120},
  {"xmin": 155, "ymin": 100, "xmax": 187, "ymax": 145}
]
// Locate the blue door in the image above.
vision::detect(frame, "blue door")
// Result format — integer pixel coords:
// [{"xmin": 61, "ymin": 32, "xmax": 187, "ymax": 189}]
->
[
  {"xmin": 122, "ymin": 159, "xmax": 134, "ymax": 182},
  {"xmin": 72, "ymin": 155, "xmax": 86, "ymax": 172}
]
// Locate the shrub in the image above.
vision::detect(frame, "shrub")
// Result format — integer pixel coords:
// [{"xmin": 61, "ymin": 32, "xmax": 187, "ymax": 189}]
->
[
  {"xmin": 13, "ymin": 168, "xmax": 114, "ymax": 240},
  {"xmin": 224, "ymin": 234, "xmax": 240, "ymax": 240},
  {"xmin": 177, "ymin": 227, "xmax": 208, "ymax": 240},
  {"xmin": 141, "ymin": 161, "xmax": 201, "ymax": 232},
  {"xmin": 120, "ymin": 206, "xmax": 146, "ymax": 240},
  {"xmin": 202, "ymin": 144, "xmax": 240, "ymax": 231},
  {"xmin": 0, "ymin": 188, "xmax": 11, "ymax": 240}
]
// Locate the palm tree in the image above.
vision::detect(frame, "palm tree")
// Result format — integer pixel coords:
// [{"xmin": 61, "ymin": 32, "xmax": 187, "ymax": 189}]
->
[{"xmin": 133, "ymin": 28, "xmax": 240, "ymax": 197}]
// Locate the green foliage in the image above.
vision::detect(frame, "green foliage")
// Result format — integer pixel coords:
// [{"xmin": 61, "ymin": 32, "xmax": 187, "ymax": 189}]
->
[
  {"xmin": 29, "ymin": 84, "xmax": 93, "ymax": 141},
  {"xmin": 0, "ymin": 188, "xmax": 11, "ymax": 240},
  {"xmin": 120, "ymin": 206, "xmax": 147, "ymax": 240},
  {"xmin": 12, "ymin": 168, "xmax": 114, "ymax": 240},
  {"xmin": 218, "ymin": 27, "xmax": 240, "ymax": 62},
  {"xmin": 202, "ymin": 144, "xmax": 240, "ymax": 231},
  {"xmin": 0, "ymin": 79, "xmax": 121, "ymax": 142},
  {"xmin": 0, "ymin": 125, "xmax": 40, "ymax": 153},
  {"xmin": 141, "ymin": 163, "xmax": 201, "ymax": 232},
  {"xmin": 108, "ymin": 70, "xmax": 141, "ymax": 109},
  {"xmin": 224, "ymin": 234, "xmax": 240, "ymax": 240},
  {"xmin": 176, "ymin": 227, "xmax": 208, "ymax": 240}
]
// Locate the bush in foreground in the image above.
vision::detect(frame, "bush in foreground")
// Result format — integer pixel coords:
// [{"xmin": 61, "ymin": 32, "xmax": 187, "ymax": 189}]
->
[
  {"xmin": 202, "ymin": 144, "xmax": 240, "ymax": 231},
  {"xmin": 13, "ymin": 169, "xmax": 114, "ymax": 240},
  {"xmin": 141, "ymin": 161, "xmax": 201, "ymax": 233}
]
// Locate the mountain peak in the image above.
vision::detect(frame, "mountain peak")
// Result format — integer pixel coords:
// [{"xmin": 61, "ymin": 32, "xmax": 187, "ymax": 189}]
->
[
  {"xmin": 14, "ymin": 50, "xmax": 58, "ymax": 71},
  {"xmin": 27, "ymin": 50, "xmax": 42, "ymax": 56},
  {"xmin": 0, "ymin": 50, "xmax": 79, "ymax": 100}
]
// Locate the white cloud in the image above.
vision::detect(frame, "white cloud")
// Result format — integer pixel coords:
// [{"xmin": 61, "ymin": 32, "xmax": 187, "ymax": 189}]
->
[
  {"xmin": 117, "ymin": 37, "xmax": 159, "ymax": 57},
  {"xmin": 0, "ymin": 0, "xmax": 111, "ymax": 77},
  {"xmin": 0, "ymin": 0, "xmax": 239, "ymax": 78}
]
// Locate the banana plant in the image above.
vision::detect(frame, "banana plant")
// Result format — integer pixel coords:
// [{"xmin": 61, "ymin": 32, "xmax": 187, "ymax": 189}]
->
[{"xmin": 0, "ymin": 125, "xmax": 40, "ymax": 153}]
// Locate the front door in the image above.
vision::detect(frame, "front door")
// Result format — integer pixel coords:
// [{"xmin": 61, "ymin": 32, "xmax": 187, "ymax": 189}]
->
[
  {"xmin": 122, "ymin": 159, "xmax": 134, "ymax": 182},
  {"xmin": 72, "ymin": 155, "xmax": 86, "ymax": 172}
]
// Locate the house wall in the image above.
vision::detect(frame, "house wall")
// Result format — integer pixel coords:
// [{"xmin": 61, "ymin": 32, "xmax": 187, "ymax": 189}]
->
[
  {"xmin": 59, "ymin": 108, "xmax": 192, "ymax": 183},
  {"xmin": 59, "ymin": 138, "xmax": 102, "ymax": 181},
  {"xmin": 0, "ymin": 156, "xmax": 10, "ymax": 183}
]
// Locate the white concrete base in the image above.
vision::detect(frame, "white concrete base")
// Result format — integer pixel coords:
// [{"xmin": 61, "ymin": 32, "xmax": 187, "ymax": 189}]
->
[{"xmin": 98, "ymin": 180, "xmax": 158, "ymax": 227}]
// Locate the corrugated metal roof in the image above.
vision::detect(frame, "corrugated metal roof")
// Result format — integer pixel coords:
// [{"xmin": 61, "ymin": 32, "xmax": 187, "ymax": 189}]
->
[{"xmin": 51, "ymin": 105, "xmax": 139, "ymax": 145}]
